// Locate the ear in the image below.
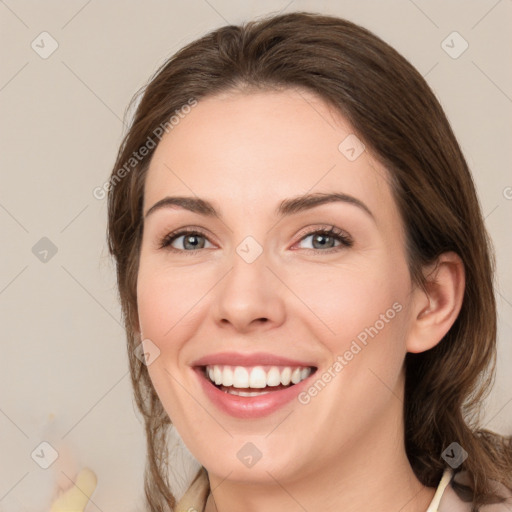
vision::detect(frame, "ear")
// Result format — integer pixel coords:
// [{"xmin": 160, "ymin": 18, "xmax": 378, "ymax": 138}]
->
[{"xmin": 406, "ymin": 251, "xmax": 465, "ymax": 354}]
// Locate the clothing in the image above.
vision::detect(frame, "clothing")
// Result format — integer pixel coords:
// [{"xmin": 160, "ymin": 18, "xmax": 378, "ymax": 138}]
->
[{"xmin": 174, "ymin": 466, "xmax": 512, "ymax": 512}]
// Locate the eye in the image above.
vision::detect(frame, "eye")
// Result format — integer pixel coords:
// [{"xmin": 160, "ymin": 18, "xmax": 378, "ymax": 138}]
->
[
  {"xmin": 295, "ymin": 225, "xmax": 353, "ymax": 252},
  {"xmin": 159, "ymin": 229, "xmax": 214, "ymax": 252},
  {"xmin": 158, "ymin": 225, "xmax": 353, "ymax": 254}
]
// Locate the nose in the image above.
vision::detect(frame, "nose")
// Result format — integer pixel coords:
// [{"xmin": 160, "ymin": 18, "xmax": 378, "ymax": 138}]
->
[{"xmin": 211, "ymin": 244, "xmax": 286, "ymax": 333}]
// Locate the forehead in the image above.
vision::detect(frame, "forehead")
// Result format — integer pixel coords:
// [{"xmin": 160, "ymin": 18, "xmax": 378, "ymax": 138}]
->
[{"xmin": 143, "ymin": 88, "xmax": 398, "ymax": 226}]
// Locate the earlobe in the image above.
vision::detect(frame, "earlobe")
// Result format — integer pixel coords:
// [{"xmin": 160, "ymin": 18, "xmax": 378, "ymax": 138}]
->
[{"xmin": 406, "ymin": 252, "xmax": 465, "ymax": 354}]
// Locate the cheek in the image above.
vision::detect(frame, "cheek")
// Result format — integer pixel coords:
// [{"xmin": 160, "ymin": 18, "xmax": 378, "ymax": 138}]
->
[
  {"xmin": 135, "ymin": 260, "xmax": 209, "ymax": 426},
  {"xmin": 284, "ymin": 257, "xmax": 409, "ymax": 345},
  {"xmin": 293, "ymin": 265, "xmax": 410, "ymax": 418},
  {"xmin": 285, "ymin": 255, "xmax": 412, "ymax": 406},
  {"xmin": 136, "ymin": 259, "xmax": 213, "ymax": 340}
]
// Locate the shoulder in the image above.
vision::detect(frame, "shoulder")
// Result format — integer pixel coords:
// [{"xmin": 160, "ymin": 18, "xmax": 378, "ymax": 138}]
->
[{"xmin": 437, "ymin": 469, "xmax": 512, "ymax": 512}]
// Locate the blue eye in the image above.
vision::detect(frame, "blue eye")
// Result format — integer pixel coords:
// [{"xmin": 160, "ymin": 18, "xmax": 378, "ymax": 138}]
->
[
  {"xmin": 159, "ymin": 230, "xmax": 212, "ymax": 251},
  {"xmin": 159, "ymin": 225, "xmax": 353, "ymax": 254},
  {"xmin": 296, "ymin": 226, "xmax": 353, "ymax": 251}
]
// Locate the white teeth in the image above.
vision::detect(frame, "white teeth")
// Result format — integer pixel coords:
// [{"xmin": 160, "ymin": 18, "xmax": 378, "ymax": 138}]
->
[
  {"xmin": 213, "ymin": 366, "xmax": 223, "ymax": 385},
  {"xmin": 248, "ymin": 366, "xmax": 267, "ymax": 388},
  {"xmin": 233, "ymin": 366, "xmax": 249, "ymax": 388},
  {"xmin": 300, "ymin": 367, "xmax": 311, "ymax": 380},
  {"xmin": 266, "ymin": 366, "xmax": 281, "ymax": 386},
  {"xmin": 280, "ymin": 367, "xmax": 292, "ymax": 386},
  {"xmin": 204, "ymin": 364, "xmax": 314, "ymax": 388},
  {"xmin": 223, "ymin": 366, "xmax": 234, "ymax": 387},
  {"xmin": 291, "ymin": 367, "xmax": 302, "ymax": 384}
]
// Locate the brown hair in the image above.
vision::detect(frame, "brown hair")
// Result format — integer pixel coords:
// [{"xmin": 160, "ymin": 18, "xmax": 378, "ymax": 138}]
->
[{"xmin": 106, "ymin": 11, "xmax": 512, "ymax": 511}]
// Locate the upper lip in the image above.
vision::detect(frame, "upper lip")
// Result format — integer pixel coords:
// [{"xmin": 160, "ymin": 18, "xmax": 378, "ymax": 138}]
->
[{"xmin": 191, "ymin": 351, "xmax": 317, "ymax": 368}]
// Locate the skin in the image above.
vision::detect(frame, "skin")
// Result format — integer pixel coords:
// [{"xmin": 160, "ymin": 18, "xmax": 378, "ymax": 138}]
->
[{"xmin": 136, "ymin": 88, "xmax": 465, "ymax": 512}]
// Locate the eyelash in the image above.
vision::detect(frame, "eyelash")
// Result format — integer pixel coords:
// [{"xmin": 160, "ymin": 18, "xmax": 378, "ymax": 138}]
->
[{"xmin": 158, "ymin": 225, "xmax": 353, "ymax": 255}]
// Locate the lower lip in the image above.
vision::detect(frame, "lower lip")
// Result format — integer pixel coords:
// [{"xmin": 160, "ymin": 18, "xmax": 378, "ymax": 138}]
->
[{"xmin": 194, "ymin": 367, "xmax": 316, "ymax": 419}]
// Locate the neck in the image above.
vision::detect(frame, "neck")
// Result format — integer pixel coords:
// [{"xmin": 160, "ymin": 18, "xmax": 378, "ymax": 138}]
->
[
  {"xmin": 203, "ymin": 391, "xmax": 436, "ymax": 512},
  {"xmin": 205, "ymin": 453, "xmax": 434, "ymax": 512}
]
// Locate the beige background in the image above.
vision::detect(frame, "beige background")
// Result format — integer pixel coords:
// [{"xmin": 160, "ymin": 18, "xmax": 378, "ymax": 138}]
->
[{"xmin": 1, "ymin": 1, "xmax": 511, "ymax": 511}]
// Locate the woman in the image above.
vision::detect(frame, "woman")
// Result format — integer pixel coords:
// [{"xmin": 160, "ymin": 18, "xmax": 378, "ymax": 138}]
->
[{"xmin": 105, "ymin": 11, "xmax": 512, "ymax": 512}]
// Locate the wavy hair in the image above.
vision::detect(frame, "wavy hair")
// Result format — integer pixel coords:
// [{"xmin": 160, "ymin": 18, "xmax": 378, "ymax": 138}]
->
[{"xmin": 106, "ymin": 11, "xmax": 512, "ymax": 511}]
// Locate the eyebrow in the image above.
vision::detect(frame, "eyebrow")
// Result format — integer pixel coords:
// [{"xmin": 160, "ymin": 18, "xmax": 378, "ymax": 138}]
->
[{"xmin": 144, "ymin": 192, "xmax": 374, "ymax": 221}]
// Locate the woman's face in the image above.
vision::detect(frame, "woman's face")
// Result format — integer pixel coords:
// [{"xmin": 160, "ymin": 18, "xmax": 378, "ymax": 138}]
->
[{"xmin": 137, "ymin": 88, "xmax": 419, "ymax": 483}]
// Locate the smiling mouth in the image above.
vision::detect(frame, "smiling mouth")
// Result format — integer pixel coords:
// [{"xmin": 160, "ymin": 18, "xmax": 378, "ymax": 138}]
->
[{"xmin": 199, "ymin": 364, "xmax": 318, "ymax": 396}]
